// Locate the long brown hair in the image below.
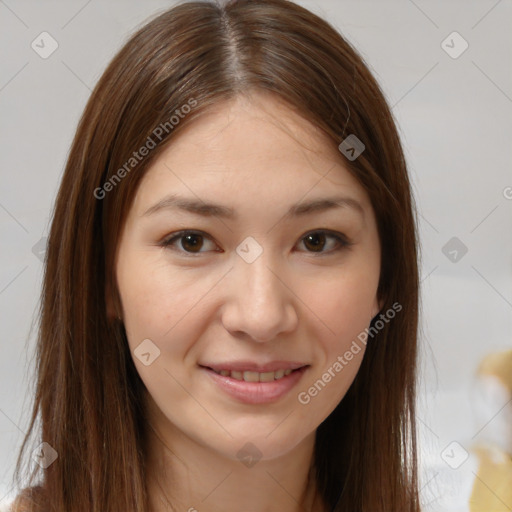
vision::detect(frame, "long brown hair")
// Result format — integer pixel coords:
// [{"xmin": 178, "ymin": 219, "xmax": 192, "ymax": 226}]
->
[{"xmin": 11, "ymin": 1, "xmax": 421, "ymax": 510}]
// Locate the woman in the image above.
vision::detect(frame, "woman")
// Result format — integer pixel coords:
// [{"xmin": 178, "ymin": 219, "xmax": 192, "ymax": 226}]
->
[{"xmin": 11, "ymin": 0, "xmax": 421, "ymax": 510}]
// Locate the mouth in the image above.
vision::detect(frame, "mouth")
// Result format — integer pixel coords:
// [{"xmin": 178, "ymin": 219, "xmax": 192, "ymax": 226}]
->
[
  {"xmin": 205, "ymin": 367, "xmax": 303, "ymax": 382},
  {"xmin": 199, "ymin": 363, "xmax": 310, "ymax": 404}
]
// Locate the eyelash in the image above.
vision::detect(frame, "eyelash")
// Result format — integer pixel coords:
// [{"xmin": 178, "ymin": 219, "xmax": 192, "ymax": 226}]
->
[{"xmin": 160, "ymin": 229, "xmax": 352, "ymax": 256}]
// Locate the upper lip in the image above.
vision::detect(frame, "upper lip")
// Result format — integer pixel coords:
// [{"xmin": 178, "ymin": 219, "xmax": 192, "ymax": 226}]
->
[{"xmin": 200, "ymin": 361, "xmax": 309, "ymax": 373}]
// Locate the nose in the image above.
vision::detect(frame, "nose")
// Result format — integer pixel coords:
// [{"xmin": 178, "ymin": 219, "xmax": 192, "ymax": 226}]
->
[{"xmin": 220, "ymin": 252, "xmax": 298, "ymax": 343}]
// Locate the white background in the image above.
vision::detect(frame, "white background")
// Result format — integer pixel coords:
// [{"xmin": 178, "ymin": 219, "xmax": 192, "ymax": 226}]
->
[{"xmin": 1, "ymin": 1, "xmax": 511, "ymax": 510}]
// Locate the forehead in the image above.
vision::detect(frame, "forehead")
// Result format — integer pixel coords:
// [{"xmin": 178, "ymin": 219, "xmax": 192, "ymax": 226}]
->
[{"xmin": 130, "ymin": 91, "xmax": 372, "ymax": 218}]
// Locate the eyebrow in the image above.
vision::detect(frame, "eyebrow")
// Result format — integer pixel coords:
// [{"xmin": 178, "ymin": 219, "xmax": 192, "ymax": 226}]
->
[{"xmin": 142, "ymin": 193, "xmax": 365, "ymax": 219}]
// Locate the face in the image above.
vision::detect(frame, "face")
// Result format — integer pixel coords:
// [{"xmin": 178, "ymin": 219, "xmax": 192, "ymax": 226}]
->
[{"xmin": 113, "ymin": 91, "xmax": 382, "ymax": 461}]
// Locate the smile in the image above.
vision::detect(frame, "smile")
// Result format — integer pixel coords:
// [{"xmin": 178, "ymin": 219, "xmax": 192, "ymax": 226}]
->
[
  {"xmin": 210, "ymin": 368, "xmax": 294, "ymax": 381},
  {"xmin": 200, "ymin": 364, "xmax": 310, "ymax": 404}
]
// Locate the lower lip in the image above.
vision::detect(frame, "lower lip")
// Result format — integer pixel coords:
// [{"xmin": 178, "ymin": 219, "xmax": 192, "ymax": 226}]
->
[{"xmin": 201, "ymin": 366, "xmax": 309, "ymax": 404}]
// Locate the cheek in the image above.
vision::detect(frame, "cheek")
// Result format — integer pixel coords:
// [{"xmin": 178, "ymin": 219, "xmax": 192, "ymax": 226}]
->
[
  {"xmin": 295, "ymin": 257, "xmax": 379, "ymax": 410},
  {"xmin": 295, "ymin": 273, "xmax": 375, "ymax": 416},
  {"xmin": 117, "ymin": 250, "xmax": 220, "ymax": 359},
  {"xmin": 116, "ymin": 250, "xmax": 182, "ymax": 347},
  {"xmin": 302, "ymin": 264, "xmax": 379, "ymax": 342}
]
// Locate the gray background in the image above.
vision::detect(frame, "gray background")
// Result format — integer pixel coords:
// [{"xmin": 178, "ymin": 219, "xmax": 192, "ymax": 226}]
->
[{"xmin": 1, "ymin": 1, "xmax": 511, "ymax": 510}]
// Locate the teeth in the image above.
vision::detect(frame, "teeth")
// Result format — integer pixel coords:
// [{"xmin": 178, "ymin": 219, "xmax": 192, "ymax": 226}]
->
[
  {"xmin": 259, "ymin": 371, "xmax": 275, "ymax": 382},
  {"xmin": 212, "ymin": 367, "xmax": 299, "ymax": 381},
  {"xmin": 243, "ymin": 371, "xmax": 260, "ymax": 382}
]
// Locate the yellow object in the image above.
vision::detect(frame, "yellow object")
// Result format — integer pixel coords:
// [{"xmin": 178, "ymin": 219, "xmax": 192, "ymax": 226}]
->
[
  {"xmin": 470, "ymin": 349, "xmax": 512, "ymax": 512},
  {"xmin": 478, "ymin": 349, "xmax": 512, "ymax": 389},
  {"xmin": 469, "ymin": 444, "xmax": 512, "ymax": 512}
]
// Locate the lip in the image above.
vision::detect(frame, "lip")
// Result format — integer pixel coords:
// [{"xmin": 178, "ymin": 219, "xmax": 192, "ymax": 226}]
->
[
  {"xmin": 200, "ymin": 364, "xmax": 309, "ymax": 404},
  {"xmin": 200, "ymin": 361, "xmax": 307, "ymax": 373}
]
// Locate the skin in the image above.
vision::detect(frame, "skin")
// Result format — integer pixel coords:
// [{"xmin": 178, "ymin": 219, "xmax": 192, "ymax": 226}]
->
[{"xmin": 112, "ymin": 90, "xmax": 382, "ymax": 512}]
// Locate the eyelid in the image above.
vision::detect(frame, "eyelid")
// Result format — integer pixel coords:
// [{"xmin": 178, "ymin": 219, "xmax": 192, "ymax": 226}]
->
[
  {"xmin": 160, "ymin": 229, "xmax": 353, "ymax": 256},
  {"xmin": 161, "ymin": 230, "xmax": 220, "ymax": 255},
  {"xmin": 296, "ymin": 229, "xmax": 352, "ymax": 253}
]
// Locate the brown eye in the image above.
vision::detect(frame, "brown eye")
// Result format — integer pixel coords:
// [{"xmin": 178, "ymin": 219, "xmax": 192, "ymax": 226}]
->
[
  {"xmin": 161, "ymin": 231, "xmax": 218, "ymax": 254},
  {"xmin": 298, "ymin": 230, "xmax": 350, "ymax": 254},
  {"xmin": 180, "ymin": 233, "xmax": 204, "ymax": 252},
  {"xmin": 303, "ymin": 232, "xmax": 326, "ymax": 252}
]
